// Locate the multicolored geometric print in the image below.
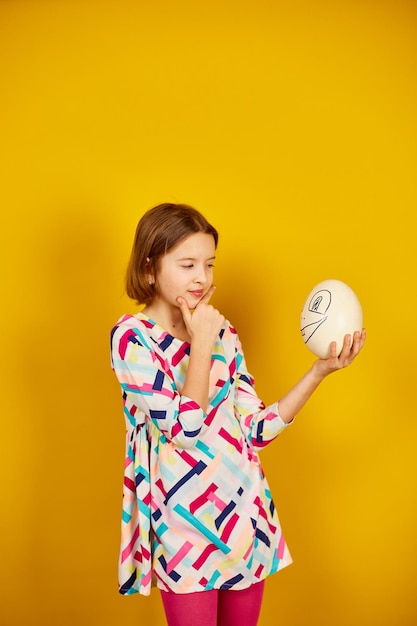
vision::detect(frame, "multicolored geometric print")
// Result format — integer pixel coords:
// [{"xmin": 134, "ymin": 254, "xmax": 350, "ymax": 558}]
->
[{"xmin": 110, "ymin": 313, "xmax": 292, "ymax": 596}]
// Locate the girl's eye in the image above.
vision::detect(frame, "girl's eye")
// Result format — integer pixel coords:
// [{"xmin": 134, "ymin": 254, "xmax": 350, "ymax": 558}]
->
[{"xmin": 181, "ymin": 263, "xmax": 214, "ymax": 269}]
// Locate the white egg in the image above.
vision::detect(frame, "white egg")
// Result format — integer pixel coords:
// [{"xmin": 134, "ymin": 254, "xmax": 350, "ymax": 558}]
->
[{"xmin": 300, "ymin": 279, "xmax": 363, "ymax": 359}]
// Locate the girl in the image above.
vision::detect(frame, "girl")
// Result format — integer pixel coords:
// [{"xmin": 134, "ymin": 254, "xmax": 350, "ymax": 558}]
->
[{"xmin": 110, "ymin": 203, "xmax": 366, "ymax": 626}]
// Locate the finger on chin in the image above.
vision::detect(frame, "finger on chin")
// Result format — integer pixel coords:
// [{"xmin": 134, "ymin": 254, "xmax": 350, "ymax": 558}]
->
[{"xmin": 200, "ymin": 285, "xmax": 216, "ymax": 304}]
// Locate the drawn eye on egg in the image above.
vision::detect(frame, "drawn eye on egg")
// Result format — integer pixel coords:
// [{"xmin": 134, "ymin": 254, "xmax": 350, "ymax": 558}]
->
[{"xmin": 301, "ymin": 289, "xmax": 332, "ymax": 342}]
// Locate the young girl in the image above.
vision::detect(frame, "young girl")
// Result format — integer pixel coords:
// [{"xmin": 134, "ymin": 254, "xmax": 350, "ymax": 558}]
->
[{"xmin": 110, "ymin": 203, "xmax": 366, "ymax": 626}]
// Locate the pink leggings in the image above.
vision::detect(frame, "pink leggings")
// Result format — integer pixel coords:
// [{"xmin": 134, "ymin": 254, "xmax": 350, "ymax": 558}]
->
[{"xmin": 160, "ymin": 580, "xmax": 265, "ymax": 626}]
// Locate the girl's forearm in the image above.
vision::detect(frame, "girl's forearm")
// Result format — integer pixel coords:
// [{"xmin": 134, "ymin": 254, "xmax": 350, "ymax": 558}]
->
[
  {"xmin": 278, "ymin": 331, "xmax": 366, "ymax": 423},
  {"xmin": 181, "ymin": 342, "xmax": 212, "ymax": 412},
  {"xmin": 278, "ymin": 367, "xmax": 326, "ymax": 424}
]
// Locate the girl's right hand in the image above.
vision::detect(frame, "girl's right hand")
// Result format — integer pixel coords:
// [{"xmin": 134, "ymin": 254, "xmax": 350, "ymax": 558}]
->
[
  {"xmin": 177, "ymin": 286, "xmax": 225, "ymax": 346},
  {"xmin": 312, "ymin": 329, "xmax": 366, "ymax": 379}
]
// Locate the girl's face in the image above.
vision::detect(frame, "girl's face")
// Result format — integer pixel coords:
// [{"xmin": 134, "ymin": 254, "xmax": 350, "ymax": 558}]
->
[{"xmin": 153, "ymin": 232, "xmax": 216, "ymax": 309}]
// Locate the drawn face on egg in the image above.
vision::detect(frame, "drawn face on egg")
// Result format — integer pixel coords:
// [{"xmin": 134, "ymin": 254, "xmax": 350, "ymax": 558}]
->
[{"xmin": 300, "ymin": 289, "xmax": 332, "ymax": 344}]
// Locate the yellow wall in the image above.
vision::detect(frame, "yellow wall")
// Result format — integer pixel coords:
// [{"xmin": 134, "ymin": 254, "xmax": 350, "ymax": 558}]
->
[{"xmin": 1, "ymin": 1, "xmax": 416, "ymax": 624}]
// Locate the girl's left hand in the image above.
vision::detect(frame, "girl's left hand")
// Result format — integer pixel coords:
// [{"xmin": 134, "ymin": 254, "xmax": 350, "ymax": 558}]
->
[{"xmin": 312, "ymin": 329, "xmax": 367, "ymax": 378}]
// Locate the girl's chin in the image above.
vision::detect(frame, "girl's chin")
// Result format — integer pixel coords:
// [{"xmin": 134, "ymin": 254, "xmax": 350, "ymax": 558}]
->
[
  {"xmin": 181, "ymin": 295, "xmax": 201, "ymax": 307},
  {"xmin": 174, "ymin": 293, "xmax": 203, "ymax": 309},
  {"xmin": 173, "ymin": 297, "xmax": 192, "ymax": 309}
]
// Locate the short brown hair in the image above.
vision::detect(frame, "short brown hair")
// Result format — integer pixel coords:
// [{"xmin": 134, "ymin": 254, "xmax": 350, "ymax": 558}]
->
[{"xmin": 126, "ymin": 203, "xmax": 219, "ymax": 305}]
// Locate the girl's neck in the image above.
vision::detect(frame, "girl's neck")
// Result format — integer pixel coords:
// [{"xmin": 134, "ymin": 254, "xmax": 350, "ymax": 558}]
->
[{"xmin": 141, "ymin": 302, "xmax": 191, "ymax": 342}]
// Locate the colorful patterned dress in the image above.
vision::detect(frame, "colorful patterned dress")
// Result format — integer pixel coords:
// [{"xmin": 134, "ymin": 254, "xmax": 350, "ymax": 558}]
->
[{"xmin": 110, "ymin": 312, "xmax": 292, "ymax": 596}]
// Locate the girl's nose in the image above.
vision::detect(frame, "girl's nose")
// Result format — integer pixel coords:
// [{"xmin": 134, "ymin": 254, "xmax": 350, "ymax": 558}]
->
[{"xmin": 193, "ymin": 267, "xmax": 209, "ymax": 283}]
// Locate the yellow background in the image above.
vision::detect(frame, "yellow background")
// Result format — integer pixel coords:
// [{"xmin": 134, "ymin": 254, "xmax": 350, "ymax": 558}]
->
[{"xmin": 1, "ymin": 1, "xmax": 416, "ymax": 624}]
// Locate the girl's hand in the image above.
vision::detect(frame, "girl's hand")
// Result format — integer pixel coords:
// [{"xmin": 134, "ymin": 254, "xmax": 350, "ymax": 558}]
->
[
  {"xmin": 177, "ymin": 286, "xmax": 225, "ymax": 346},
  {"xmin": 312, "ymin": 328, "xmax": 367, "ymax": 378}
]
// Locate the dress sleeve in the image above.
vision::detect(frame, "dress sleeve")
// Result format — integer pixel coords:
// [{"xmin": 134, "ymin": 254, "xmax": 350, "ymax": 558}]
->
[
  {"xmin": 111, "ymin": 322, "xmax": 206, "ymax": 449},
  {"xmin": 232, "ymin": 329, "xmax": 290, "ymax": 450}
]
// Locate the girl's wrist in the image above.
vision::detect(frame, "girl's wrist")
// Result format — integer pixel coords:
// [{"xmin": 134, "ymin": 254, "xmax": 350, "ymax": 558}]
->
[{"xmin": 310, "ymin": 362, "xmax": 328, "ymax": 384}]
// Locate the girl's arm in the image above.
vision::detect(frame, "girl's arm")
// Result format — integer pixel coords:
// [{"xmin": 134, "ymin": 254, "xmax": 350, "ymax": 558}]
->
[
  {"xmin": 278, "ymin": 329, "xmax": 367, "ymax": 424},
  {"xmin": 176, "ymin": 286, "xmax": 225, "ymax": 412}
]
